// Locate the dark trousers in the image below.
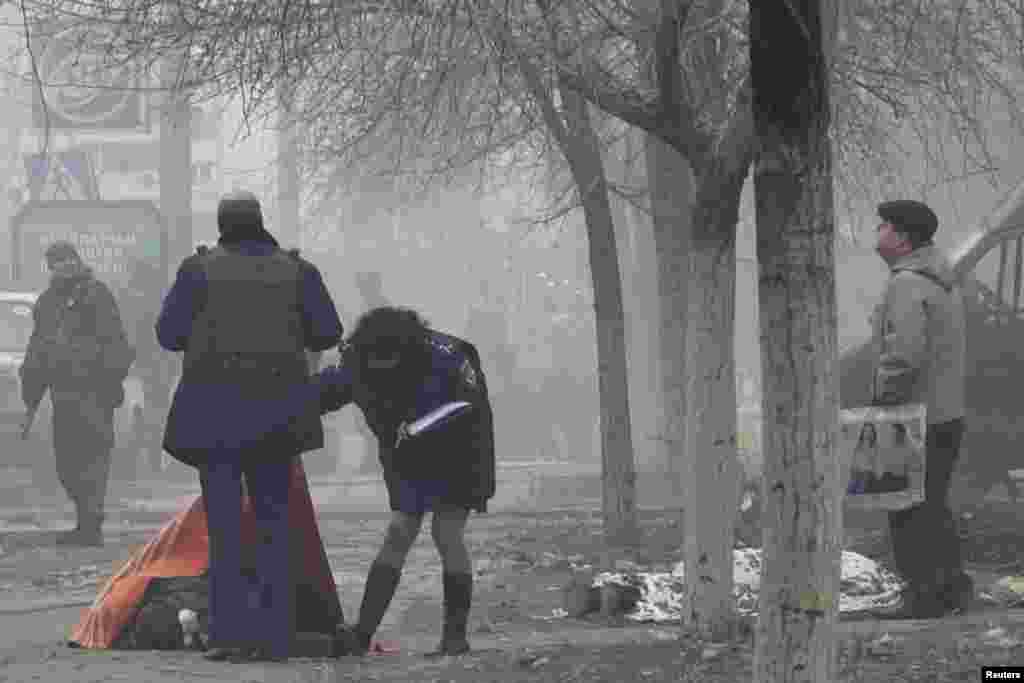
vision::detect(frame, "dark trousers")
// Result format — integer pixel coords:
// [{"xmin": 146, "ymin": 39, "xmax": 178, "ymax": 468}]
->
[
  {"xmin": 52, "ymin": 389, "xmax": 114, "ymax": 526},
  {"xmin": 888, "ymin": 418, "xmax": 965, "ymax": 591},
  {"xmin": 200, "ymin": 455, "xmax": 294, "ymax": 656}
]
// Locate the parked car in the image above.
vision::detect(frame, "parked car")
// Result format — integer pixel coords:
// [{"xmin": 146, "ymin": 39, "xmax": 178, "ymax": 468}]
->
[{"xmin": 0, "ymin": 292, "xmax": 48, "ymax": 472}]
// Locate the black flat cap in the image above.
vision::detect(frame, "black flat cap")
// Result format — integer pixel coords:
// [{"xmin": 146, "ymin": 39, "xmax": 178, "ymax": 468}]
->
[
  {"xmin": 44, "ymin": 241, "xmax": 81, "ymax": 265},
  {"xmin": 878, "ymin": 200, "xmax": 938, "ymax": 243},
  {"xmin": 217, "ymin": 189, "xmax": 264, "ymax": 235},
  {"xmin": 218, "ymin": 189, "xmax": 261, "ymax": 217}
]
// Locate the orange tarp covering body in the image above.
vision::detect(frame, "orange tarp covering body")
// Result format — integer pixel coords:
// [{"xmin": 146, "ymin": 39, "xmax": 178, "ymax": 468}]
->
[{"xmin": 70, "ymin": 460, "xmax": 342, "ymax": 649}]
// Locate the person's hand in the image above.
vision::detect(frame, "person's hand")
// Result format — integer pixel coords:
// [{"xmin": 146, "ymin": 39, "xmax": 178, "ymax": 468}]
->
[
  {"xmin": 395, "ymin": 422, "xmax": 410, "ymax": 448},
  {"xmin": 18, "ymin": 412, "xmax": 33, "ymax": 440}
]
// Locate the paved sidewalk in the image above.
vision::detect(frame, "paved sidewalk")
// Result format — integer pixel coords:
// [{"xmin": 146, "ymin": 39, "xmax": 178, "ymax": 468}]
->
[{"xmin": 3, "ymin": 606, "xmax": 1024, "ymax": 683}]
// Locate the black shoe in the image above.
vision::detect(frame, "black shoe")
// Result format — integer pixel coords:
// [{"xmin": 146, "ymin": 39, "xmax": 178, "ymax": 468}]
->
[
  {"xmin": 55, "ymin": 528, "xmax": 80, "ymax": 546},
  {"xmin": 861, "ymin": 473, "xmax": 884, "ymax": 494},
  {"xmin": 56, "ymin": 527, "xmax": 103, "ymax": 547},
  {"xmin": 873, "ymin": 473, "xmax": 909, "ymax": 493},
  {"xmin": 940, "ymin": 572, "xmax": 974, "ymax": 614},
  {"xmin": 849, "ymin": 470, "xmax": 881, "ymax": 495},
  {"xmin": 424, "ymin": 639, "xmax": 471, "ymax": 658},
  {"xmin": 237, "ymin": 647, "xmax": 287, "ymax": 663},
  {"xmin": 78, "ymin": 527, "xmax": 104, "ymax": 547},
  {"xmin": 868, "ymin": 587, "xmax": 948, "ymax": 620},
  {"xmin": 203, "ymin": 647, "xmax": 245, "ymax": 662},
  {"xmin": 1007, "ymin": 478, "xmax": 1020, "ymax": 504},
  {"xmin": 292, "ymin": 632, "xmax": 336, "ymax": 658},
  {"xmin": 332, "ymin": 624, "xmax": 364, "ymax": 657},
  {"xmin": 354, "ymin": 630, "xmax": 373, "ymax": 656}
]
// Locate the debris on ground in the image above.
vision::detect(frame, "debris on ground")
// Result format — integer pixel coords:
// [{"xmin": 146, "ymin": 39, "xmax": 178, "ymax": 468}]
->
[
  {"xmin": 980, "ymin": 626, "xmax": 1024, "ymax": 649},
  {"xmin": 983, "ymin": 577, "xmax": 1024, "ymax": 608},
  {"xmin": 559, "ymin": 549, "xmax": 905, "ymax": 622}
]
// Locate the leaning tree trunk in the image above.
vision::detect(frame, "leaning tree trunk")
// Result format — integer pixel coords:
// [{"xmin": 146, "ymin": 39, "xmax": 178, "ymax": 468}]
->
[
  {"xmin": 619, "ymin": 173, "xmax": 665, "ymax": 475},
  {"xmin": 558, "ymin": 83, "xmax": 638, "ymax": 544},
  {"xmin": 682, "ymin": 171, "xmax": 748, "ymax": 640},
  {"xmin": 609, "ymin": 128, "xmax": 659, "ymax": 475},
  {"xmin": 509, "ymin": 43, "xmax": 637, "ymax": 543},
  {"xmin": 645, "ymin": 131, "xmax": 694, "ymax": 520},
  {"xmin": 750, "ymin": 1, "xmax": 841, "ymax": 681}
]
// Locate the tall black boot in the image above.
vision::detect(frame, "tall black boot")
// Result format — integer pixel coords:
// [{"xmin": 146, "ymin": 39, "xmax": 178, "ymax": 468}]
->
[
  {"xmin": 426, "ymin": 572, "xmax": 473, "ymax": 657},
  {"xmin": 868, "ymin": 581, "xmax": 947, "ymax": 620},
  {"xmin": 353, "ymin": 562, "xmax": 402, "ymax": 654}
]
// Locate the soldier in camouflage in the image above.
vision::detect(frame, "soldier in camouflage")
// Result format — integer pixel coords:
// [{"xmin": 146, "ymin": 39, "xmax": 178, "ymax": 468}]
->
[{"xmin": 20, "ymin": 241, "xmax": 135, "ymax": 547}]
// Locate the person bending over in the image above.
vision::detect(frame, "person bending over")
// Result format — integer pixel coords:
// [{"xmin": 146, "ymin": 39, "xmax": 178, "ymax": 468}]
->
[{"xmin": 310, "ymin": 306, "xmax": 495, "ymax": 656}]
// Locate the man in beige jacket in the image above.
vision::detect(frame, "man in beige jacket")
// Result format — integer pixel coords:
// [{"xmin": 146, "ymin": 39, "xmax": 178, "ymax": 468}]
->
[{"xmin": 868, "ymin": 199, "xmax": 972, "ymax": 619}]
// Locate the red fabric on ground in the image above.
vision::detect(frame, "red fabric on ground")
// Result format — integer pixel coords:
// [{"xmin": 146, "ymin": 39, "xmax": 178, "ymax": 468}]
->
[{"xmin": 70, "ymin": 459, "xmax": 342, "ymax": 649}]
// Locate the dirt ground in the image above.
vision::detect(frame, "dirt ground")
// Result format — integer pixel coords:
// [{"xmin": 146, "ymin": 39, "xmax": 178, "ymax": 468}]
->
[{"xmin": 0, "ymin": 490, "xmax": 1022, "ymax": 682}]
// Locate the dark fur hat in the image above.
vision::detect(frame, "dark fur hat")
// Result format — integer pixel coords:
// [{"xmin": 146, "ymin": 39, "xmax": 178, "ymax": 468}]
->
[
  {"xmin": 878, "ymin": 200, "xmax": 938, "ymax": 244},
  {"xmin": 44, "ymin": 240, "xmax": 81, "ymax": 266},
  {"xmin": 217, "ymin": 190, "xmax": 278, "ymax": 246}
]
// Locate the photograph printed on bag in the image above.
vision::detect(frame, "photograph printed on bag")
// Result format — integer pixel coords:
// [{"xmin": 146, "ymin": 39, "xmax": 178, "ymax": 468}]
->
[{"xmin": 840, "ymin": 404, "xmax": 926, "ymax": 511}]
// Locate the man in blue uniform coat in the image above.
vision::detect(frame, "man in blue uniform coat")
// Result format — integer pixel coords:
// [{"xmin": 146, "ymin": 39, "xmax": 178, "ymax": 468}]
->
[
  {"xmin": 155, "ymin": 190, "xmax": 344, "ymax": 662},
  {"xmin": 307, "ymin": 306, "xmax": 495, "ymax": 656}
]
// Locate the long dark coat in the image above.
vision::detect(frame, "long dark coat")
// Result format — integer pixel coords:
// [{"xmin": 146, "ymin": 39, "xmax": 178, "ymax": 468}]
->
[{"xmin": 314, "ymin": 331, "xmax": 496, "ymax": 510}]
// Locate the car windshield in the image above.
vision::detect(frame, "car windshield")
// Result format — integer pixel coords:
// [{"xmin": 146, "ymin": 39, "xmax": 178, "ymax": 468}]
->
[{"xmin": 0, "ymin": 300, "xmax": 34, "ymax": 352}]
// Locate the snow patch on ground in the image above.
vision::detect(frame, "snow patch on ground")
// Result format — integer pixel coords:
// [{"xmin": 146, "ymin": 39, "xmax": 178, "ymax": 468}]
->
[{"xmin": 591, "ymin": 549, "xmax": 904, "ymax": 622}]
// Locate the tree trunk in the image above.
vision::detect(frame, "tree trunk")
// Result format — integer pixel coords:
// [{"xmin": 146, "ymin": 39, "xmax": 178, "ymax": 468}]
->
[
  {"xmin": 682, "ymin": 172, "xmax": 748, "ymax": 639},
  {"xmin": 645, "ymin": 132, "xmax": 693, "ymax": 518},
  {"xmin": 619, "ymin": 189, "xmax": 664, "ymax": 475},
  {"xmin": 506, "ymin": 43, "xmax": 636, "ymax": 540},
  {"xmin": 606, "ymin": 139, "xmax": 647, "ymax": 475},
  {"xmin": 558, "ymin": 84, "xmax": 637, "ymax": 544},
  {"xmin": 750, "ymin": 1, "xmax": 840, "ymax": 681},
  {"xmin": 608, "ymin": 133, "xmax": 656, "ymax": 474}
]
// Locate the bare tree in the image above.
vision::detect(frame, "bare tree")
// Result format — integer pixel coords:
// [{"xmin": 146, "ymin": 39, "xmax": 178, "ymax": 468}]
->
[
  {"xmin": 550, "ymin": 0, "xmax": 753, "ymax": 639},
  {"xmin": 750, "ymin": 0, "xmax": 839, "ymax": 680},
  {"xmin": 644, "ymin": 130, "xmax": 691, "ymax": 511},
  {"xmin": 552, "ymin": 84, "xmax": 637, "ymax": 543}
]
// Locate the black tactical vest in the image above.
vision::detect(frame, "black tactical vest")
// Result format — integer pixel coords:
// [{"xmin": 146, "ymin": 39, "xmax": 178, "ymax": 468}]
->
[{"xmin": 182, "ymin": 246, "xmax": 307, "ymax": 389}]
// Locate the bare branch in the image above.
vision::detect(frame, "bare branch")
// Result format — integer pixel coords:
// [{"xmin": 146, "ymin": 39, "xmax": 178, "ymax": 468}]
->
[
  {"xmin": 18, "ymin": 0, "xmax": 50, "ymax": 159},
  {"xmin": 653, "ymin": 0, "xmax": 707, "ymax": 161},
  {"xmin": 553, "ymin": 66, "xmax": 661, "ymax": 138},
  {"xmin": 16, "ymin": 0, "xmax": 1024, "ymax": 249},
  {"xmin": 711, "ymin": 71, "xmax": 755, "ymax": 177}
]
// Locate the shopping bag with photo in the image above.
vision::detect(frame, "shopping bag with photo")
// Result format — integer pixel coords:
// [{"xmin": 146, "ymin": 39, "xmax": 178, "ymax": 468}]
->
[{"xmin": 840, "ymin": 403, "xmax": 926, "ymax": 512}]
